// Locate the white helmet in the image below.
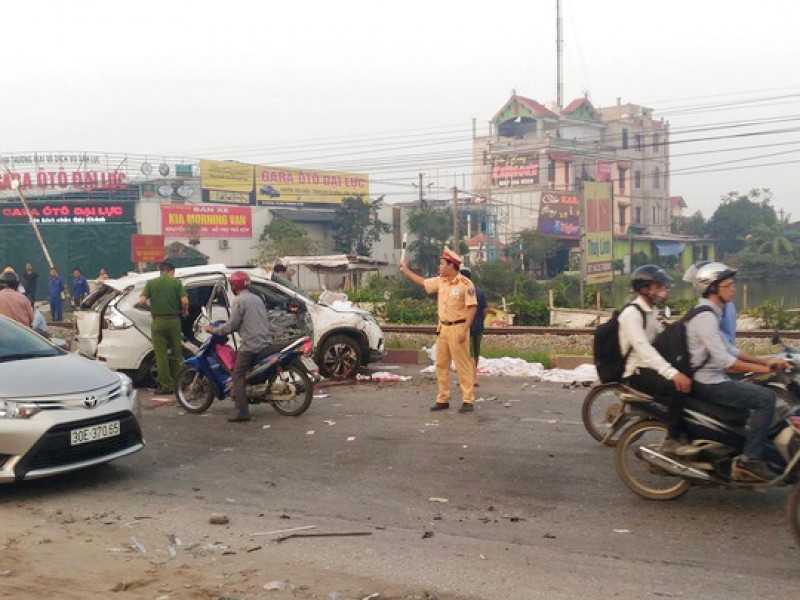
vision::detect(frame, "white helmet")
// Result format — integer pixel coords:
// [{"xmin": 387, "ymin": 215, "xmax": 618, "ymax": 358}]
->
[
  {"xmin": 690, "ymin": 262, "xmax": 737, "ymax": 297},
  {"xmin": 681, "ymin": 261, "xmax": 710, "ymax": 284}
]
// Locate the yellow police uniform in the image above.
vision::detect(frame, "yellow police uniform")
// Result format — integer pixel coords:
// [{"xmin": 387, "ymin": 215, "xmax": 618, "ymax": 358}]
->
[{"xmin": 423, "ymin": 270, "xmax": 477, "ymax": 406}]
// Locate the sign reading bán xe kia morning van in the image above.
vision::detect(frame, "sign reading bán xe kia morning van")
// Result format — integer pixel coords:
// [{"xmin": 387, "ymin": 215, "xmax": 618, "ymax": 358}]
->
[
  {"xmin": 255, "ymin": 165, "xmax": 369, "ymax": 206},
  {"xmin": 161, "ymin": 205, "xmax": 252, "ymax": 238}
]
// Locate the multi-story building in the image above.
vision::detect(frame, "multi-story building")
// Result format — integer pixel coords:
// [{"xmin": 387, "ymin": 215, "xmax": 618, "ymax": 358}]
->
[
  {"xmin": 472, "ymin": 94, "xmax": 671, "ymax": 241},
  {"xmin": 470, "ymin": 94, "xmax": 715, "ymax": 272}
]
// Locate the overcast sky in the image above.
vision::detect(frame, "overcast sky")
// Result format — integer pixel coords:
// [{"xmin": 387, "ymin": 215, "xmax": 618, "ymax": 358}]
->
[{"xmin": 3, "ymin": 0, "xmax": 800, "ymax": 220}]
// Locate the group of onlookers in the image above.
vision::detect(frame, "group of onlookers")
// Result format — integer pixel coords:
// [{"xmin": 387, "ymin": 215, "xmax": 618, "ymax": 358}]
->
[{"xmin": 0, "ymin": 263, "xmax": 109, "ymax": 326}]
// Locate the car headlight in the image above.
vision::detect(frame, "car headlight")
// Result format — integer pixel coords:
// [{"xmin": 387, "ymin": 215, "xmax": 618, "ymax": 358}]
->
[
  {"xmin": 0, "ymin": 399, "xmax": 41, "ymax": 419},
  {"xmin": 104, "ymin": 305, "xmax": 134, "ymax": 330},
  {"xmin": 117, "ymin": 372, "xmax": 134, "ymax": 398}
]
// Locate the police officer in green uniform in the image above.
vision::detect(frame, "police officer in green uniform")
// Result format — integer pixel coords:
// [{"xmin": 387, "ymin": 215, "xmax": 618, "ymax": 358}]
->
[{"xmin": 138, "ymin": 261, "xmax": 189, "ymax": 394}]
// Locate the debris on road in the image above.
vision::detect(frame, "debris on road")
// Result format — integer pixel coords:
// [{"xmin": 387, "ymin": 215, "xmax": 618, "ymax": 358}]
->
[
  {"xmin": 129, "ymin": 536, "xmax": 147, "ymax": 554},
  {"xmin": 274, "ymin": 531, "xmax": 373, "ymax": 543},
  {"xmin": 251, "ymin": 525, "xmax": 317, "ymax": 538},
  {"xmin": 209, "ymin": 513, "xmax": 230, "ymax": 525},
  {"xmin": 422, "ymin": 531, "xmax": 434, "ymax": 539},
  {"xmin": 264, "ymin": 580, "xmax": 288, "ymax": 591},
  {"xmin": 428, "ymin": 497, "xmax": 449, "ymax": 503},
  {"xmin": 355, "ymin": 371, "xmax": 412, "ymax": 382}
]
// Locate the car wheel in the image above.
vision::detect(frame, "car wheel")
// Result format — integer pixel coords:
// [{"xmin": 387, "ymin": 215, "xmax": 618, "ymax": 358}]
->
[
  {"xmin": 318, "ymin": 335, "xmax": 362, "ymax": 379},
  {"xmin": 132, "ymin": 353, "xmax": 157, "ymax": 388},
  {"xmin": 132, "ymin": 347, "xmax": 194, "ymax": 388}
]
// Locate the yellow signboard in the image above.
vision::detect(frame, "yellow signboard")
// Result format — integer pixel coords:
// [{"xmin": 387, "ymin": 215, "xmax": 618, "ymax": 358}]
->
[
  {"xmin": 254, "ymin": 166, "xmax": 369, "ymax": 205},
  {"xmin": 200, "ymin": 160, "xmax": 254, "ymax": 193},
  {"xmin": 583, "ymin": 182, "xmax": 614, "ymax": 284}
]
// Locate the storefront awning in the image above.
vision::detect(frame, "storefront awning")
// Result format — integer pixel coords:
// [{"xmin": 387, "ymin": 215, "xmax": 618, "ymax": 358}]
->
[{"xmin": 653, "ymin": 241, "xmax": 685, "ymax": 257}]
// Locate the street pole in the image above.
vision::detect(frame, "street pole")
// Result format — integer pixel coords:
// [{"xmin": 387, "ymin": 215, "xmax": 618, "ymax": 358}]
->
[
  {"xmin": 4, "ymin": 169, "xmax": 55, "ymax": 270},
  {"xmin": 452, "ymin": 186, "xmax": 459, "ymax": 250}
]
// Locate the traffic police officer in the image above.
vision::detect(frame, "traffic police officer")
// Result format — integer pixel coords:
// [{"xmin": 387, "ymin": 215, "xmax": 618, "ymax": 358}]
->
[{"xmin": 399, "ymin": 247, "xmax": 477, "ymax": 413}]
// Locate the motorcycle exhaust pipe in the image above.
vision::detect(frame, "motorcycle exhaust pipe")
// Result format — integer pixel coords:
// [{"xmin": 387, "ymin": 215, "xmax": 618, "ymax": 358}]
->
[{"xmin": 639, "ymin": 446, "xmax": 711, "ymax": 482}]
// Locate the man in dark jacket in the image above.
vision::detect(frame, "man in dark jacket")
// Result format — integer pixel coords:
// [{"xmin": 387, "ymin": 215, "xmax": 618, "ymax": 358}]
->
[
  {"xmin": 460, "ymin": 268, "xmax": 487, "ymax": 386},
  {"xmin": 21, "ymin": 263, "xmax": 38, "ymax": 305}
]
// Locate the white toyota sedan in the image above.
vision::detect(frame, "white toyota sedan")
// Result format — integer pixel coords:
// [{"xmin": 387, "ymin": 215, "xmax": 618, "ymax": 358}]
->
[{"xmin": 0, "ymin": 315, "xmax": 144, "ymax": 482}]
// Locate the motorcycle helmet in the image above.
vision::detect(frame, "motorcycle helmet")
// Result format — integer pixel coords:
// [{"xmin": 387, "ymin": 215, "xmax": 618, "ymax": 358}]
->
[
  {"xmin": 691, "ymin": 262, "xmax": 737, "ymax": 297},
  {"xmin": 0, "ymin": 271, "xmax": 20, "ymax": 290},
  {"xmin": 630, "ymin": 264, "xmax": 672, "ymax": 292},
  {"xmin": 229, "ymin": 270, "xmax": 250, "ymax": 294},
  {"xmin": 681, "ymin": 261, "xmax": 710, "ymax": 284}
]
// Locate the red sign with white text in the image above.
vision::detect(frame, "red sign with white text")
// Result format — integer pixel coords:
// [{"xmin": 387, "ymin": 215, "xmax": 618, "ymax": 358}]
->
[
  {"xmin": 161, "ymin": 205, "xmax": 252, "ymax": 238},
  {"xmin": 131, "ymin": 234, "xmax": 165, "ymax": 263}
]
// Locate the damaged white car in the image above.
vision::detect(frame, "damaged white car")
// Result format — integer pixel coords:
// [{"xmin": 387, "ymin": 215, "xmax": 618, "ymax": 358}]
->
[{"xmin": 75, "ymin": 264, "xmax": 385, "ymax": 385}]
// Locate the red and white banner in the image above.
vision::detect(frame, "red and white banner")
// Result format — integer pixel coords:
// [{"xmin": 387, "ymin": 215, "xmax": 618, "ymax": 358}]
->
[{"xmin": 161, "ymin": 205, "xmax": 252, "ymax": 238}]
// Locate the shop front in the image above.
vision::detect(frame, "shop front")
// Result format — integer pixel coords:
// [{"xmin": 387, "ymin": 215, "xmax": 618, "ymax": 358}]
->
[{"xmin": 0, "ymin": 199, "xmax": 137, "ymax": 301}]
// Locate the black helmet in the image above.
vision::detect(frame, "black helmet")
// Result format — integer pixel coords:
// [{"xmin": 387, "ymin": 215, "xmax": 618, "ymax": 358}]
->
[
  {"xmin": 460, "ymin": 267, "xmax": 472, "ymax": 279},
  {"xmin": 0, "ymin": 271, "xmax": 20, "ymax": 290},
  {"xmin": 631, "ymin": 264, "xmax": 672, "ymax": 292}
]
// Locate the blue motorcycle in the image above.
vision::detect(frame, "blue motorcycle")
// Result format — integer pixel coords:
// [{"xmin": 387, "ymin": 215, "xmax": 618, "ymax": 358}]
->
[{"xmin": 175, "ymin": 322, "xmax": 317, "ymax": 417}]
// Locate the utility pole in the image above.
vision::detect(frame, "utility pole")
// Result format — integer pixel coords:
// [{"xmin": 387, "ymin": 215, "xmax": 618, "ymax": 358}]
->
[
  {"xmin": 452, "ymin": 186, "xmax": 459, "ymax": 250},
  {"xmin": 4, "ymin": 170, "xmax": 55, "ymax": 269},
  {"xmin": 418, "ymin": 172, "xmax": 424, "ymax": 205},
  {"xmin": 556, "ymin": 0, "xmax": 563, "ymax": 110}
]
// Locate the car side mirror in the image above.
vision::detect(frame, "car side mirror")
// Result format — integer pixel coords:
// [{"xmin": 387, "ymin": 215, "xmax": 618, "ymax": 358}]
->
[{"xmin": 287, "ymin": 302, "xmax": 302, "ymax": 314}]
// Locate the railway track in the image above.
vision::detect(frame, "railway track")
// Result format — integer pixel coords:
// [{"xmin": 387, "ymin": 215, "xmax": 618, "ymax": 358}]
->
[{"xmin": 382, "ymin": 324, "xmax": 800, "ymax": 339}]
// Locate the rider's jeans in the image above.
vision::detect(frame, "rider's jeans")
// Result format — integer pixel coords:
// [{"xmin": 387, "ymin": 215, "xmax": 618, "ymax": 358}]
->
[
  {"xmin": 232, "ymin": 350, "xmax": 257, "ymax": 413},
  {"xmin": 627, "ymin": 368, "xmax": 688, "ymax": 439},
  {"xmin": 691, "ymin": 380, "xmax": 776, "ymax": 459}
]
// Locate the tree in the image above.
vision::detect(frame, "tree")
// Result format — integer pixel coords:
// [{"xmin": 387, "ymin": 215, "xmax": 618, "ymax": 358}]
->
[
  {"xmin": 671, "ymin": 210, "xmax": 707, "ymax": 237},
  {"xmin": 254, "ymin": 217, "xmax": 320, "ymax": 264},
  {"xmin": 509, "ymin": 229, "xmax": 561, "ymax": 277},
  {"xmin": 405, "ymin": 206, "xmax": 454, "ymax": 276},
  {"xmin": 706, "ymin": 189, "xmax": 777, "ymax": 257},
  {"xmin": 745, "ymin": 219, "xmax": 794, "ymax": 256},
  {"xmin": 473, "ymin": 261, "xmax": 516, "ymax": 302},
  {"xmin": 331, "ymin": 195, "xmax": 391, "ymax": 256}
]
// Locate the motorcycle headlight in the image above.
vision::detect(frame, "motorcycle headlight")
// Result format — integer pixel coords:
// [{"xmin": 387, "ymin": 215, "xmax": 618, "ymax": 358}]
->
[{"xmin": 0, "ymin": 399, "xmax": 41, "ymax": 419}]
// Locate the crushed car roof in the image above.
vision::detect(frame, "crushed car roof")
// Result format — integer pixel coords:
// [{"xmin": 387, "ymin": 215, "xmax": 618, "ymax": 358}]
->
[{"xmin": 101, "ymin": 264, "xmax": 271, "ymax": 291}]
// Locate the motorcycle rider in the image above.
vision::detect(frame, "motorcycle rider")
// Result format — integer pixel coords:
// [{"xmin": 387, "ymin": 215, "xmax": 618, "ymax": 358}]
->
[
  {"xmin": 205, "ymin": 271, "xmax": 278, "ymax": 423},
  {"xmin": 619, "ymin": 265, "xmax": 692, "ymax": 453},
  {"xmin": 684, "ymin": 262, "xmax": 789, "ymax": 481}
]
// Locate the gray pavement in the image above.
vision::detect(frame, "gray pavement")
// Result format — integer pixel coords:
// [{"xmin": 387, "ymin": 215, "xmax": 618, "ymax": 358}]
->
[{"xmin": 2, "ymin": 364, "xmax": 799, "ymax": 599}]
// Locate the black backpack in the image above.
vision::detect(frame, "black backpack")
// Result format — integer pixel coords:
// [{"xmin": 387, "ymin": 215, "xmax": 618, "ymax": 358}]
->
[
  {"xmin": 593, "ymin": 303, "xmax": 646, "ymax": 383},
  {"xmin": 652, "ymin": 305, "xmax": 715, "ymax": 376}
]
